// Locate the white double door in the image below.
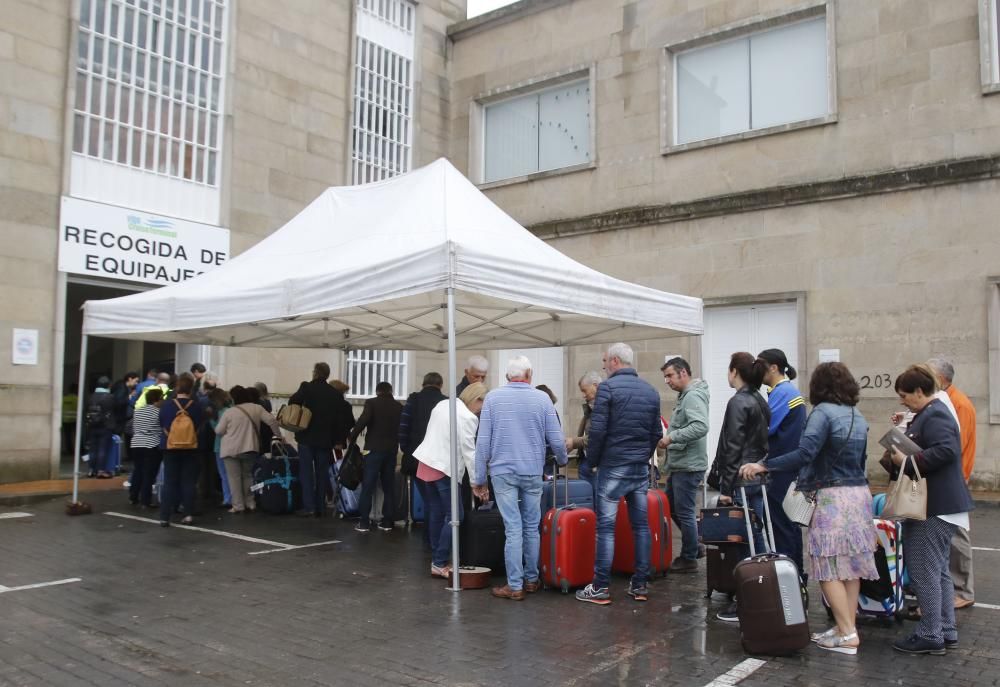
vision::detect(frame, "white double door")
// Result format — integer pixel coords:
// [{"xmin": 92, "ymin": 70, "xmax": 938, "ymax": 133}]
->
[{"xmin": 700, "ymin": 303, "xmax": 799, "ymax": 461}]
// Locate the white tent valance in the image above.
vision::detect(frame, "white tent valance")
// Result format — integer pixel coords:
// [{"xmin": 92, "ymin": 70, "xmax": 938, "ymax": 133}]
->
[{"xmin": 82, "ymin": 158, "xmax": 702, "ymax": 350}]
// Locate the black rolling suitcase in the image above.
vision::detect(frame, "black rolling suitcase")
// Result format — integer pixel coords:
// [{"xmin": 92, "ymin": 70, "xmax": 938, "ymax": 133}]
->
[
  {"xmin": 733, "ymin": 479, "xmax": 809, "ymax": 655},
  {"xmin": 251, "ymin": 440, "xmax": 302, "ymax": 514},
  {"xmin": 459, "ymin": 498, "xmax": 506, "ymax": 574},
  {"xmin": 703, "ymin": 482, "xmax": 740, "ymax": 599}
]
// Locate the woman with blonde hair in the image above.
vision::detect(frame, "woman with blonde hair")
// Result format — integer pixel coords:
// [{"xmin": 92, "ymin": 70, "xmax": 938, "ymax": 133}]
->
[{"xmin": 413, "ymin": 382, "xmax": 487, "ymax": 578}]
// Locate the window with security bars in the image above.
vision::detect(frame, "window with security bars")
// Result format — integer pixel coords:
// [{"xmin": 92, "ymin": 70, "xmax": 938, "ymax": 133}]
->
[
  {"xmin": 347, "ymin": 0, "xmax": 414, "ymax": 395},
  {"xmin": 73, "ymin": 0, "xmax": 227, "ymax": 186},
  {"xmin": 346, "ymin": 350, "xmax": 409, "ymax": 401},
  {"xmin": 350, "ymin": 0, "xmax": 415, "ymax": 184}
]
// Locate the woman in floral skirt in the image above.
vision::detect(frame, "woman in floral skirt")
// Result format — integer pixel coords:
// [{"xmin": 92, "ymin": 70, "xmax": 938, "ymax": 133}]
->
[{"xmin": 741, "ymin": 362, "xmax": 878, "ymax": 655}]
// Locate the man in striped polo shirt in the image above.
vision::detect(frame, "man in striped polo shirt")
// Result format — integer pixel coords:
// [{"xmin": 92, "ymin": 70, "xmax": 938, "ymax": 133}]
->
[{"xmin": 473, "ymin": 355, "xmax": 567, "ymax": 601}]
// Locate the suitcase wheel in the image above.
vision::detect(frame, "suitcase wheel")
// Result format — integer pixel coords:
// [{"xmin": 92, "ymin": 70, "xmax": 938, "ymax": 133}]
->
[{"xmin": 560, "ymin": 580, "xmax": 569, "ymax": 594}]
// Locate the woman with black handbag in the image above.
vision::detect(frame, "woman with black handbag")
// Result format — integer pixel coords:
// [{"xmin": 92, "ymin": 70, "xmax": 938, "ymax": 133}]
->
[
  {"xmin": 741, "ymin": 362, "xmax": 876, "ymax": 655},
  {"xmin": 881, "ymin": 364, "xmax": 973, "ymax": 655}
]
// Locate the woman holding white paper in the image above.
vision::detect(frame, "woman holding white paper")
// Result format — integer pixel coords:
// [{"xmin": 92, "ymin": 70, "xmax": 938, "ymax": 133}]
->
[{"xmin": 881, "ymin": 364, "xmax": 973, "ymax": 656}]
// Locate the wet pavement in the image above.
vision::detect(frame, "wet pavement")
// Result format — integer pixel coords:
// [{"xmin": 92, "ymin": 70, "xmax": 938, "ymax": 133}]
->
[{"xmin": 1, "ymin": 490, "xmax": 1000, "ymax": 687}]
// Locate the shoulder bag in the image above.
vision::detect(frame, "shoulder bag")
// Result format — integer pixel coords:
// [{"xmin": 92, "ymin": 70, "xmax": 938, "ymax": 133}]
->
[
  {"xmin": 881, "ymin": 453, "xmax": 927, "ymax": 521},
  {"xmin": 277, "ymin": 403, "xmax": 312, "ymax": 432}
]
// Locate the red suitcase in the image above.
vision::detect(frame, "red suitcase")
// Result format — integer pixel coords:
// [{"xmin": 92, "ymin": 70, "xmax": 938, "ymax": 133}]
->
[
  {"xmin": 540, "ymin": 467, "xmax": 597, "ymax": 593},
  {"xmin": 611, "ymin": 465, "xmax": 672, "ymax": 576}
]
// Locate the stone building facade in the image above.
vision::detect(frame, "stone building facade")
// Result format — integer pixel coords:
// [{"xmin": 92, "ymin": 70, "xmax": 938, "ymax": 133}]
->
[
  {"xmin": 446, "ymin": 0, "xmax": 1000, "ymax": 487},
  {"xmin": 0, "ymin": 0, "xmax": 463, "ymax": 481},
  {"xmin": 2, "ymin": 0, "xmax": 999, "ymax": 487}
]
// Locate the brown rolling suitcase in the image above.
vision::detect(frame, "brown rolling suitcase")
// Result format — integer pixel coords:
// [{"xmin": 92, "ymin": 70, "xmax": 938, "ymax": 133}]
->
[{"xmin": 733, "ymin": 480, "xmax": 810, "ymax": 655}]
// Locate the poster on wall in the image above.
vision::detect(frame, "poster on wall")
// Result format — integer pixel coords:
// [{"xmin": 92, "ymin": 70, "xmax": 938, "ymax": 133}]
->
[
  {"xmin": 12, "ymin": 328, "xmax": 39, "ymax": 365},
  {"xmin": 58, "ymin": 196, "xmax": 231, "ymax": 287}
]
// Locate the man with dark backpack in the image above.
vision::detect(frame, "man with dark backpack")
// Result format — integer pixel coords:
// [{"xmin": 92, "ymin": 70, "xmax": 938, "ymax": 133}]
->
[
  {"xmin": 85, "ymin": 376, "xmax": 116, "ymax": 478},
  {"xmin": 158, "ymin": 373, "xmax": 204, "ymax": 526}
]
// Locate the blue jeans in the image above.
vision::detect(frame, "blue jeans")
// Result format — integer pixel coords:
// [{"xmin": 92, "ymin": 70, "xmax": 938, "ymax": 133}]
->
[
  {"xmin": 594, "ymin": 464, "xmax": 650, "ymax": 588},
  {"xmin": 87, "ymin": 427, "xmax": 113, "ymax": 474},
  {"xmin": 492, "ymin": 473, "xmax": 543, "ymax": 591},
  {"xmin": 667, "ymin": 470, "xmax": 701, "ymax": 561},
  {"xmin": 216, "ymin": 452, "xmax": 232, "ymax": 505},
  {"xmin": 358, "ymin": 449, "xmax": 396, "ymax": 528},
  {"xmin": 298, "ymin": 444, "xmax": 331, "ymax": 514},
  {"xmin": 159, "ymin": 450, "xmax": 200, "ymax": 521},
  {"xmin": 765, "ymin": 470, "xmax": 804, "ymax": 577},
  {"xmin": 426, "ymin": 477, "xmax": 464, "ymax": 567}
]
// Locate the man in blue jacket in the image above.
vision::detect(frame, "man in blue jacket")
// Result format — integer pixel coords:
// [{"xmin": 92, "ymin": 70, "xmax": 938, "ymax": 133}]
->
[{"xmin": 576, "ymin": 343, "xmax": 663, "ymax": 605}]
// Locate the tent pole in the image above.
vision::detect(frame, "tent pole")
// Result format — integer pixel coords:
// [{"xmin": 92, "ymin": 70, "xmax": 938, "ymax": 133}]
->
[
  {"xmin": 71, "ymin": 334, "xmax": 89, "ymax": 503},
  {"xmin": 446, "ymin": 287, "xmax": 461, "ymax": 592}
]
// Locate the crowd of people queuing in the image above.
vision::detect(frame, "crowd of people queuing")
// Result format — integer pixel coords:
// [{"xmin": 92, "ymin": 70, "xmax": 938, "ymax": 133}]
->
[{"xmin": 83, "ymin": 346, "xmax": 977, "ymax": 657}]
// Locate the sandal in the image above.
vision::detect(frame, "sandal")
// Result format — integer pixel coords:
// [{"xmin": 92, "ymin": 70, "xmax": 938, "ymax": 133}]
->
[
  {"xmin": 811, "ymin": 627, "xmax": 838, "ymax": 643},
  {"xmin": 430, "ymin": 564, "xmax": 452, "ymax": 579},
  {"xmin": 817, "ymin": 631, "xmax": 859, "ymax": 655}
]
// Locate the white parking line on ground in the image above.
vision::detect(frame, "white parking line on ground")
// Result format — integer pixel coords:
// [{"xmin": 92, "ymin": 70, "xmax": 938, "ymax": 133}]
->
[
  {"xmin": 702, "ymin": 658, "xmax": 766, "ymax": 687},
  {"xmin": 106, "ymin": 511, "xmax": 291, "ymax": 548},
  {"xmin": 247, "ymin": 541, "xmax": 341, "ymax": 555},
  {"xmin": 975, "ymin": 602, "xmax": 1000, "ymax": 610},
  {"xmin": 972, "ymin": 546, "xmax": 1000, "ymax": 552},
  {"xmin": 0, "ymin": 512, "xmax": 33, "ymax": 519},
  {"xmin": 105, "ymin": 512, "xmax": 340, "ymax": 554},
  {"xmin": 0, "ymin": 578, "xmax": 81, "ymax": 594}
]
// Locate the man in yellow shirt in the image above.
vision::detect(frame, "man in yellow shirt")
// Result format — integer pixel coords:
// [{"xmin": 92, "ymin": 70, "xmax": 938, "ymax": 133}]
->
[{"xmin": 928, "ymin": 358, "xmax": 977, "ymax": 609}]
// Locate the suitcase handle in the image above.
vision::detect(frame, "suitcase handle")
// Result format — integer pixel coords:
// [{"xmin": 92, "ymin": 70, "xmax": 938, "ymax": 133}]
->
[{"xmin": 738, "ymin": 477, "xmax": 776, "ymax": 557}]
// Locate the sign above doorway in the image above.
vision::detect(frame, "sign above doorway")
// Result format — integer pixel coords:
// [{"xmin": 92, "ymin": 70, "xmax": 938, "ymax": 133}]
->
[{"xmin": 58, "ymin": 196, "xmax": 230, "ymax": 287}]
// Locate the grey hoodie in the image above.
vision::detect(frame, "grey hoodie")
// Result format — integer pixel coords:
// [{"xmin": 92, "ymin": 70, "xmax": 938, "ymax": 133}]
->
[{"xmin": 666, "ymin": 378, "xmax": 710, "ymax": 472}]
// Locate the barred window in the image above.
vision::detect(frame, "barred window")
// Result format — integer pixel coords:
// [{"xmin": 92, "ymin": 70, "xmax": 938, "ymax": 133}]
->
[
  {"xmin": 346, "ymin": 350, "xmax": 409, "ymax": 401},
  {"xmin": 73, "ymin": 0, "xmax": 227, "ymax": 186},
  {"xmin": 347, "ymin": 0, "xmax": 415, "ymax": 393},
  {"xmin": 351, "ymin": 0, "xmax": 415, "ymax": 184}
]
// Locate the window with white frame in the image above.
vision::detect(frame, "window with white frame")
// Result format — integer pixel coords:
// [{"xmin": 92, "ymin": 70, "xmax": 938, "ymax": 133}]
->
[
  {"xmin": 347, "ymin": 0, "xmax": 415, "ymax": 394},
  {"xmin": 483, "ymin": 78, "xmax": 591, "ymax": 183},
  {"xmin": 350, "ymin": 0, "xmax": 415, "ymax": 184},
  {"xmin": 980, "ymin": 0, "xmax": 1000, "ymax": 91},
  {"xmin": 73, "ymin": 0, "xmax": 227, "ymax": 185},
  {"xmin": 346, "ymin": 350, "xmax": 409, "ymax": 400},
  {"xmin": 673, "ymin": 15, "xmax": 830, "ymax": 146}
]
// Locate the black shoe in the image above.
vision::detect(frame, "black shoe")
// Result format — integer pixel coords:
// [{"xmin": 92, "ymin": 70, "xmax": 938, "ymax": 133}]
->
[
  {"xmin": 377, "ymin": 522, "xmax": 393, "ymax": 531},
  {"xmin": 717, "ymin": 602, "xmax": 740, "ymax": 623},
  {"xmin": 893, "ymin": 634, "xmax": 946, "ymax": 655},
  {"xmin": 944, "ymin": 638, "xmax": 958, "ymax": 650},
  {"xmin": 159, "ymin": 520, "xmax": 170, "ymax": 528},
  {"xmin": 669, "ymin": 557, "xmax": 698, "ymax": 573},
  {"xmin": 627, "ymin": 578, "xmax": 648, "ymax": 602}
]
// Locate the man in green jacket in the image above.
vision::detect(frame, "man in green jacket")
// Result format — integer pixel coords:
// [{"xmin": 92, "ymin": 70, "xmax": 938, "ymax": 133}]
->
[{"xmin": 658, "ymin": 357, "xmax": 710, "ymax": 573}]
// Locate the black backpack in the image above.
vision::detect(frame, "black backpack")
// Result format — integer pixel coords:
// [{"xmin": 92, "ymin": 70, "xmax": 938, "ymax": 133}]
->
[{"xmin": 86, "ymin": 395, "xmax": 111, "ymax": 428}]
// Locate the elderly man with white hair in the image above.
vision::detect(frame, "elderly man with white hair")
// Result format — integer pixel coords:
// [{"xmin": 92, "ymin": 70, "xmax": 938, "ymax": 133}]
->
[
  {"xmin": 473, "ymin": 355, "xmax": 568, "ymax": 601},
  {"xmin": 576, "ymin": 343, "xmax": 663, "ymax": 605},
  {"xmin": 457, "ymin": 355, "xmax": 489, "ymax": 395}
]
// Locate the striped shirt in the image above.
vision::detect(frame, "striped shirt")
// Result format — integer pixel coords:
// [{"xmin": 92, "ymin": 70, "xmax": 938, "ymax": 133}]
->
[
  {"xmin": 130, "ymin": 404, "xmax": 162, "ymax": 449},
  {"xmin": 473, "ymin": 382, "xmax": 567, "ymax": 485}
]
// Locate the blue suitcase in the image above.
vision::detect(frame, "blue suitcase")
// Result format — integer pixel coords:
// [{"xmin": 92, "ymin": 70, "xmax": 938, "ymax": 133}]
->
[
  {"xmin": 411, "ymin": 480, "xmax": 425, "ymax": 522},
  {"xmin": 541, "ymin": 476, "xmax": 594, "ymax": 512},
  {"xmin": 699, "ymin": 504, "xmax": 760, "ymax": 544}
]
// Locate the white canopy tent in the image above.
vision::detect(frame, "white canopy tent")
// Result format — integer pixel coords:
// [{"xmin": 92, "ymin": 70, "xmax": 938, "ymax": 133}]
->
[{"xmin": 76, "ymin": 158, "xmax": 703, "ymax": 589}]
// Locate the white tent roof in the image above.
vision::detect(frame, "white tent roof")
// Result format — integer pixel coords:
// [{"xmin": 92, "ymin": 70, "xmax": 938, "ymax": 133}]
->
[{"xmin": 83, "ymin": 158, "xmax": 702, "ymax": 351}]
